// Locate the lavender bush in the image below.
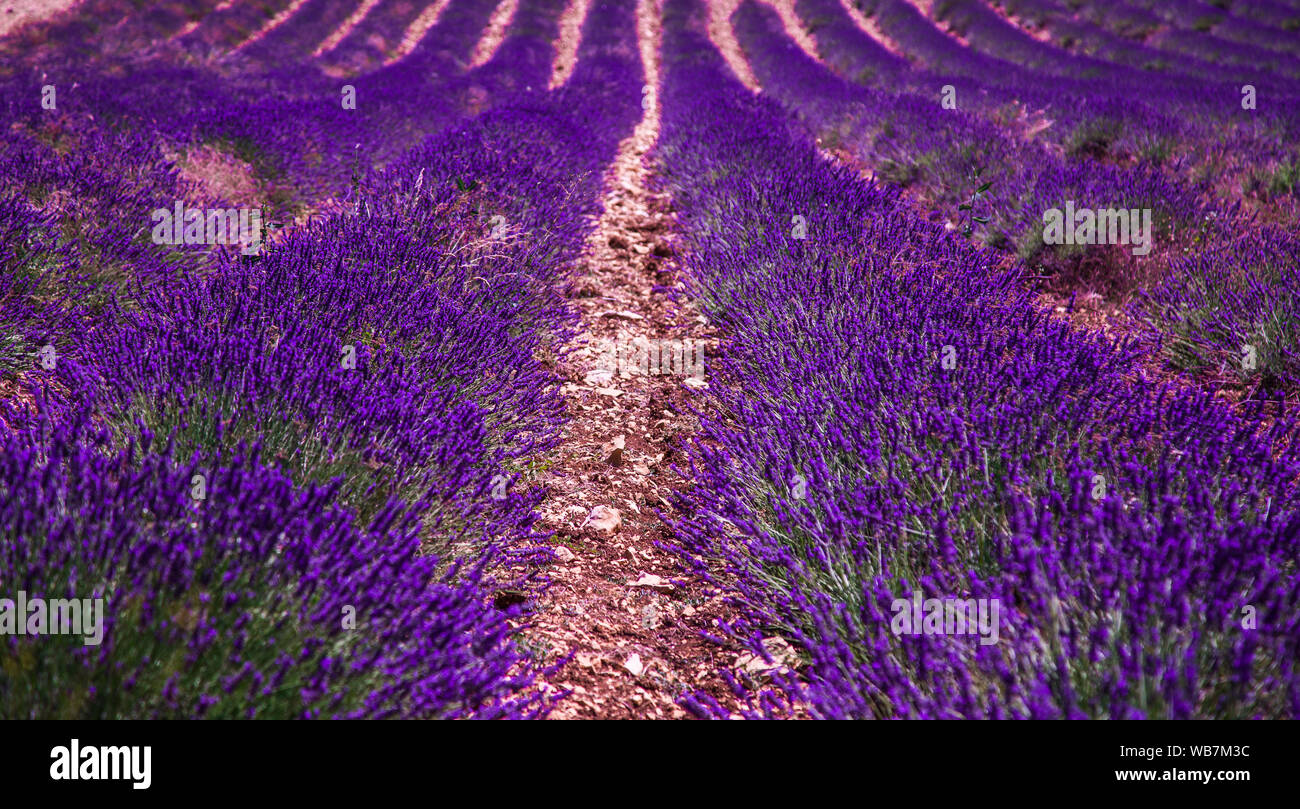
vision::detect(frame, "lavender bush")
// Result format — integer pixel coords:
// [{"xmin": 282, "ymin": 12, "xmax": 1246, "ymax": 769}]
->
[
  {"xmin": 657, "ymin": 0, "xmax": 1300, "ymax": 719},
  {"xmin": 1, "ymin": 0, "xmax": 644, "ymax": 719}
]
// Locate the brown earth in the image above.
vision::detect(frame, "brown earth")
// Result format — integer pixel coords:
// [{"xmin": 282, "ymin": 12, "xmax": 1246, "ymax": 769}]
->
[
  {"xmin": 523, "ymin": 0, "xmax": 753, "ymax": 720},
  {"xmin": 548, "ymin": 0, "xmax": 590, "ymax": 89},
  {"xmin": 469, "ymin": 0, "xmax": 519, "ymax": 68},
  {"xmin": 0, "ymin": 0, "xmax": 82, "ymax": 39}
]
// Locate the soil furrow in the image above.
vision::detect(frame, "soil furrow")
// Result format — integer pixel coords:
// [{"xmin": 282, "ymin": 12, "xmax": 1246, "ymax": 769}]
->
[
  {"xmin": 527, "ymin": 0, "xmax": 741, "ymax": 720},
  {"xmin": 385, "ymin": 0, "xmax": 455, "ymax": 65},
  {"xmin": 311, "ymin": 0, "xmax": 385, "ymax": 57},
  {"xmin": 548, "ymin": 0, "xmax": 591, "ymax": 89},
  {"xmin": 469, "ymin": 0, "xmax": 520, "ymax": 68},
  {"xmin": 231, "ymin": 0, "xmax": 314, "ymax": 52}
]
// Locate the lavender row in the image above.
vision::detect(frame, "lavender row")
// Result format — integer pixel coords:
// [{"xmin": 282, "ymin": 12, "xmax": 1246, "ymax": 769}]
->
[
  {"xmin": 320, "ymin": 0, "xmax": 443, "ymax": 74},
  {"xmin": 777, "ymin": 0, "xmax": 1300, "ymax": 394},
  {"xmin": 1112, "ymin": 0, "xmax": 1300, "ymax": 74},
  {"xmin": 741, "ymin": 2, "xmax": 1221, "ymax": 282},
  {"xmin": 1137, "ymin": 228, "xmax": 1300, "ymax": 396},
  {"xmin": 846, "ymin": 0, "xmax": 1300, "ymax": 179},
  {"xmin": 0, "ymin": 0, "xmax": 228, "ymax": 69},
  {"xmin": 237, "ymin": 0, "xmax": 375, "ymax": 65},
  {"xmin": 1, "ymin": 0, "xmax": 645, "ymax": 718},
  {"xmin": 656, "ymin": 0, "xmax": 1300, "ymax": 719},
  {"xmin": 989, "ymin": 0, "xmax": 1254, "ymax": 83},
  {"xmin": 4, "ymin": 0, "xmax": 563, "ymax": 234},
  {"xmin": 937, "ymin": 0, "xmax": 1300, "ymax": 84}
]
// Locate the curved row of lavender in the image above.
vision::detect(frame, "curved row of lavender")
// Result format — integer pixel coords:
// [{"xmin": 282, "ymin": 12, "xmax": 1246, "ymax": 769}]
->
[
  {"xmin": 0, "ymin": 0, "xmax": 643, "ymax": 718},
  {"xmin": 654, "ymin": 0, "xmax": 1300, "ymax": 718},
  {"xmin": 740, "ymin": 1, "xmax": 1217, "ymax": 265},
  {"xmin": 988, "ymin": 0, "xmax": 1300, "ymax": 81},
  {"xmin": 318, "ymin": 0, "xmax": 453, "ymax": 74},
  {"xmin": 984, "ymin": 0, "xmax": 1292, "ymax": 83},
  {"xmin": 28, "ymin": 0, "xmax": 548, "ymax": 213},
  {"xmin": 906, "ymin": 0, "xmax": 1300, "ymax": 230},
  {"xmin": 847, "ymin": 0, "xmax": 1300, "ymax": 137},
  {"xmin": 829, "ymin": 0, "xmax": 1300, "ymax": 241},
  {"xmin": 747, "ymin": 0, "xmax": 1300, "ymax": 397}
]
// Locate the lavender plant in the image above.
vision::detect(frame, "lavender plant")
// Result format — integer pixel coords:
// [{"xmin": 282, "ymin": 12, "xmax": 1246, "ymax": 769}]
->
[{"xmin": 657, "ymin": 0, "xmax": 1300, "ymax": 719}]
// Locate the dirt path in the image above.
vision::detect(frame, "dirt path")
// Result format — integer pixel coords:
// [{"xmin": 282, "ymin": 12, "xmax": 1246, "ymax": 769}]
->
[
  {"xmin": 707, "ymin": 0, "xmax": 760, "ymax": 91},
  {"xmin": 385, "ymin": 0, "xmax": 454, "ymax": 65},
  {"xmin": 837, "ymin": 0, "xmax": 909, "ymax": 60},
  {"xmin": 311, "ymin": 0, "xmax": 384, "ymax": 57},
  {"xmin": 469, "ymin": 0, "xmax": 519, "ymax": 68},
  {"xmin": 898, "ymin": 0, "xmax": 972, "ymax": 48},
  {"xmin": 0, "ymin": 0, "xmax": 82, "ymax": 39},
  {"xmin": 548, "ymin": 0, "xmax": 590, "ymax": 89},
  {"xmin": 765, "ymin": 0, "xmax": 819, "ymax": 58},
  {"xmin": 176, "ymin": 0, "xmax": 235, "ymax": 39},
  {"xmin": 526, "ymin": 0, "xmax": 743, "ymax": 720},
  {"xmin": 982, "ymin": 0, "xmax": 1054, "ymax": 45},
  {"xmin": 231, "ymin": 0, "xmax": 314, "ymax": 52}
]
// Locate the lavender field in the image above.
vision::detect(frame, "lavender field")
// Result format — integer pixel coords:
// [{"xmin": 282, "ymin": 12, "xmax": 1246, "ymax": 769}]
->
[{"xmin": 1, "ymin": 0, "xmax": 1297, "ymax": 721}]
